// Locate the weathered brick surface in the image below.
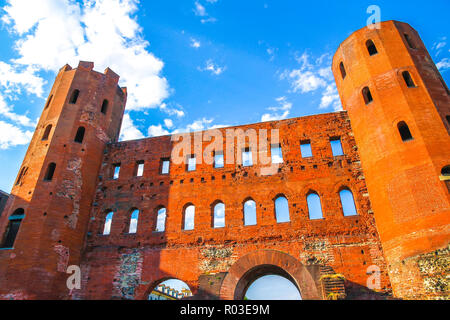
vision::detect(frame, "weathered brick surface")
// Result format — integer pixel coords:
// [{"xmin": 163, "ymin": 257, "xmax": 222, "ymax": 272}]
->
[
  {"xmin": 333, "ymin": 20, "xmax": 450, "ymax": 299},
  {"xmin": 0, "ymin": 20, "xmax": 447, "ymax": 300}
]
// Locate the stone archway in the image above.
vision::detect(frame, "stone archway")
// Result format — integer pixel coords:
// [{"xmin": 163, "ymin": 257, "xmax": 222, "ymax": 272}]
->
[{"xmin": 219, "ymin": 250, "xmax": 323, "ymax": 300}]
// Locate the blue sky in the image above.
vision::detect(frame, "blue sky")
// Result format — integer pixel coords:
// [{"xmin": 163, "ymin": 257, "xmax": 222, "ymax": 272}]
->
[{"xmin": 0, "ymin": 0, "xmax": 449, "ymax": 193}]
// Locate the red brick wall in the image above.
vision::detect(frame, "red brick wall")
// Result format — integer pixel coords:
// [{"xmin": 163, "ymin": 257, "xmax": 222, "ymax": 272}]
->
[{"xmin": 76, "ymin": 112, "xmax": 391, "ymax": 300}]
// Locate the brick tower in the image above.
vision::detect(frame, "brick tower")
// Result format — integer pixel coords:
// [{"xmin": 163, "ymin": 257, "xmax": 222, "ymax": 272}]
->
[
  {"xmin": 333, "ymin": 21, "xmax": 450, "ymax": 299},
  {"xmin": 0, "ymin": 62, "xmax": 126, "ymax": 299}
]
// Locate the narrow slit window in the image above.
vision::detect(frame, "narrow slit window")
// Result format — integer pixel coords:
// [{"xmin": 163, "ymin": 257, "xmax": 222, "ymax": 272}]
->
[
  {"xmin": 1, "ymin": 210, "xmax": 24, "ymax": 249},
  {"xmin": 366, "ymin": 40, "xmax": 378, "ymax": 56},
  {"xmin": 69, "ymin": 89, "xmax": 80, "ymax": 104},
  {"xmin": 300, "ymin": 140, "xmax": 313, "ymax": 158},
  {"xmin": 101, "ymin": 100, "xmax": 109, "ymax": 114},
  {"xmin": 113, "ymin": 164, "xmax": 121, "ymax": 180},
  {"xmin": 155, "ymin": 207, "xmax": 167, "ymax": 232},
  {"xmin": 398, "ymin": 121, "xmax": 413, "ymax": 142},
  {"xmin": 339, "ymin": 62, "xmax": 347, "ymax": 79},
  {"xmin": 161, "ymin": 159, "xmax": 170, "ymax": 174},
  {"xmin": 136, "ymin": 161, "xmax": 144, "ymax": 177},
  {"xmin": 213, "ymin": 202, "xmax": 225, "ymax": 228},
  {"xmin": 183, "ymin": 205, "xmax": 195, "ymax": 230},
  {"xmin": 44, "ymin": 163, "xmax": 56, "ymax": 181},
  {"xmin": 271, "ymin": 144, "xmax": 283, "ymax": 164},
  {"xmin": 103, "ymin": 211, "xmax": 114, "ymax": 235},
  {"xmin": 275, "ymin": 196, "xmax": 290, "ymax": 223},
  {"xmin": 187, "ymin": 156, "xmax": 196, "ymax": 172},
  {"xmin": 74, "ymin": 127, "xmax": 85, "ymax": 143},
  {"xmin": 242, "ymin": 148, "xmax": 253, "ymax": 167},
  {"xmin": 339, "ymin": 188, "xmax": 358, "ymax": 216},
  {"xmin": 404, "ymin": 33, "xmax": 416, "ymax": 49},
  {"xmin": 244, "ymin": 199, "xmax": 257, "ymax": 226},
  {"xmin": 307, "ymin": 192, "xmax": 323, "ymax": 220},
  {"xmin": 402, "ymin": 71, "xmax": 416, "ymax": 88},
  {"xmin": 129, "ymin": 209, "xmax": 139, "ymax": 234},
  {"xmin": 330, "ymin": 137, "xmax": 344, "ymax": 156},
  {"xmin": 214, "ymin": 151, "xmax": 224, "ymax": 168},
  {"xmin": 362, "ymin": 87, "xmax": 373, "ymax": 105},
  {"xmin": 42, "ymin": 125, "xmax": 52, "ymax": 141},
  {"xmin": 45, "ymin": 95, "xmax": 53, "ymax": 109}
]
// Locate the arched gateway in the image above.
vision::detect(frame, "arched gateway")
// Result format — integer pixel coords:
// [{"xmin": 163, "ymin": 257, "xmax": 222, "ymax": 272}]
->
[{"xmin": 219, "ymin": 250, "xmax": 323, "ymax": 300}]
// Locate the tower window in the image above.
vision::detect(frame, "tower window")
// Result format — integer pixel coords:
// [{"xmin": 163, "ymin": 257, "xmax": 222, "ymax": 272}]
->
[
  {"xmin": 212, "ymin": 201, "xmax": 225, "ymax": 228},
  {"xmin": 362, "ymin": 87, "xmax": 373, "ymax": 105},
  {"xmin": 242, "ymin": 147, "xmax": 253, "ymax": 167},
  {"xmin": 183, "ymin": 204, "xmax": 195, "ymax": 231},
  {"xmin": 136, "ymin": 161, "xmax": 144, "ymax": 177},
  {"xmin": 307, "ymin": 192, "xmax": 323, "ymax": 220},
  {"xmin": 155, "ymin": 207, "xmax": 167, "ymax": 232},
  {"xmin": 330, "ymin": 137, "xmax": 344, "ymax": 156},
  {"xmin": 1, "ymin": 209, "xmax": 25, "ymax": 249},
  {"xmin": 161, "ymin": 159, "xmax": 170, "ymax": 174},
  {"xmin": 271, "ymin": 144, "xmax": 283, "ymax": 164},
  {"xmin": 103, "ymin": 211, "xmax": 114, "ymax": 235},
  {"xmin": 339, "ymin": 62, "xmax": 347, "ymax": 79},
  {"xmin": 366, "ymin": 40, "xmax": 378, "ymax": 56},
  {"xmin": 275, "ymin": 195, "xmax": 290, "ymax": 223},
  {"xmin": 214, "ymin": 151, "xmax": 224, "ymax": 169},
  {"xmin": 112, "ymin": 164, "xmax": 121, "ymax": 180},
  {"xmin": 44, "ymin": 163, "xmax": 56, "ymax": 181},
  {"xmin": 129, "ymin": 209, "xmax": 139, "ymax": 234},
  {"xmin": 244, "ymin": 199, "xmax": 257, "ymax": 226},
  {"xmin": 42, "ymin": 125, "xmax": 52, "ymax": 141},
  {"xmin": 300, "ymin": 140, "xmax": 313, "ymax": 158},
  {"xmin": 339, "ymin": 188, "xmax": 358, "ymax": 217},
  {"xmin": 101, "ymin": 100, "xmax": 109, "ymax": 114},
  {"xmin": 69, "ymin": 90, "xmax": 80, "ymax": 104},
  {"xmin": 187, "ymin": 155, "xmax": 196, "ymax": 172},
  {"xmin": 404, "ymin": 33, "xmax": 416, "ymax": 49},
  {"xmin": 45, "ymin": 95, "xmax": 53, "ymax": 110},
  {"xmin": 15, "ymin": 167, "xmax": 28, "ymax": 186},
  {"xmin": 397, "ymin": 121, "xmax": 413, "ymax": 142},
  {"xmin": 402, "ymin": 71, "xmax": 416, "ymax": 88},
  {"xmin": 74, "ymin": 127, "xmax": 85, "ymax": 143}
]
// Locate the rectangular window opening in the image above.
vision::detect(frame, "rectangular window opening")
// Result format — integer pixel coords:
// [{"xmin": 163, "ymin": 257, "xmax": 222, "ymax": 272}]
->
[
  {"xmin": 113, "ymin": 164, "xmax": 121, "ymax": 180},
  {"xmin": 271, "ymin": 144, "xmax": 283, "ymax": 164},
  {"xmin": 136, "ymin": 161, "xmax": 144, "ymax": 177},
  {"xmin": 242, "ymin": 148, "xmax": 253, "ymax": 167},
  {"xmin": 330, "ymin": 137, "xmax": 344, "ymax": 156},
  {"xmin": 214, "ymin": 151, "xmax": 224, "ymax": 168},
  {"xmin": 300, "ymin": 140, "xmax": 313, "ymax": 158}
]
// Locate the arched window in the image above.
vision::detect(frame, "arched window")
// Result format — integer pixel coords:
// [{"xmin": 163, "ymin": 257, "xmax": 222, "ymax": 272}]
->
[
  {"xmin": 275, "ymin": 196, "xmax": 290, "ymax": 223},
  {"xmin": 129, "ymin": 209, "xmax": 139, "ymax": 234},
  {"xmin": 45, "ymin": 95, "xmax": 53, "ymax": 109},
  {"xmin": 339, "ymin": 62, "xmax": 347, "ymax": 79},
  {"xmin": 339, "ymin": 188, "xmax": 358, "ymax": 216},
  {"xmin": 183, "ymin": 205, "xmax": 195, "ymax": 231},
  {"xmin": 397, "ymin": 121, "xmax": 413, "ymax": 141},
  {"xmin": 366, "ymin": 40, "xmax": 378, "ymax": 56},
  {"xmin": 69, "ymin": 89, "xmax": 80, "ymax": 104},
  {"xmin": 307, "ymin": 192, "xmax": 323, "ymax": 220},
  {"xmin": 101, "ymin": 100, "xmax": 109, "ymax": 114},
  {"xmin": 44, "ymin": 163, "xmax": 56, "ymax": 181},
  {"xmin": 244, "ymin": 199, "xmax": 257, "ymax": 226},
  {"xmin": 212, "ymin": 202, "xmax": 225, "ymax": 228},
  {"xmin": 1, "ymin": 208, "xmax": 25, "ymax": 249},
  {"xmin": 103, "ymin": 211, "xmax": 114, "ymax": 235},
  {"xmin": 42, "ymin": 125, "xmax": 52, "ymax": 141},
  {"xmin": 155, "ymin": 207, "xmax": 167, "ymax": 232},
  {"xmin": 74, "ymin": 127, "xmax": 85, "ymax": 143},
  {"xmin": 362, "ymin": 87, "xmax": 373, "ymax": 105},
  {"xmin": 15, "ymin": 167, "xmax": 28, "ymax": 186},
  {"xmin": 404, "ymin": 33, "xmax": 416, "ymax": 49},
  {"xmin": 402, "ymin": 71, "xmax": 416, "ymax": 88}
]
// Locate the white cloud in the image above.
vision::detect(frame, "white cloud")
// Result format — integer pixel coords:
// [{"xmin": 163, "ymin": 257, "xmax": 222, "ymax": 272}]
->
[
  {"xmin": 437, "ymin": 58, "xmax": 450, "ymax": 72},
  {"xmin": 0, "ymin": 120, "xmax": 33, "ymax": 149},
  {"xmin": 281, "ymin": 51, "xmax": 342, "ymax": 111},
  {"xmin": 171, "ymin": 117, "xmax": 226, "ymax": 134},
  {"xmin": 148, "ymin": 124, "xmax": 169, "ymax": 137},
  {"xmin": 0, "ymin": 62, "xmax": 45, "ymax": 97},
  {"xmin": 190, "ymin": 38, "xmax": 201, "ymax": 48},
  {"xmin": 193, "ymin": 1, "xmax": 207, "ymax": 16},
  {"xmin": 160, "ymin": 103, "xmax": 185, "ymax": 118},
  {"xmin": 261, "ymin": 97, "xmax": 292, "ymax": 122},
  {"xmin": 0, "ymin": 94, "xmax": 37, "ymax": 128},
  {"xmin": 2, "ymin": 0, "xmax": 170, "ymax": 111},
  {"xmin": 164, "ymin": 119, "xmax": 173, "ymax": 128},
  {"xmin": 199, "ymin": 59, "xmax": 226, "ymax": 75},
  {"xmin": 119, "ymin": 113, "xmax": 144, "ymax": 141}
]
